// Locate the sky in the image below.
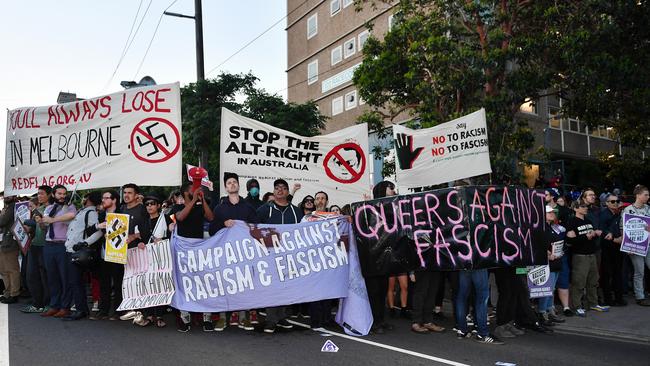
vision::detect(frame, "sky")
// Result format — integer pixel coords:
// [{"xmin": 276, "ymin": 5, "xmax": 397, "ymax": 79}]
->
[{"xmin": 0, "ymin": 0, "xmax": 288, "ymax": 189}]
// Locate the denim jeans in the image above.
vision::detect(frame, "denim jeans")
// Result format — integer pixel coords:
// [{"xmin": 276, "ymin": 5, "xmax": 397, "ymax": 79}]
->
[
  {"xmin": 455, "ymin": 269, "xmax": 489, "ymax": 336},
  {"xmin": 629, "ymin": 253, "xmax": 650, "ymax": 300},
  {"xmin": 538, "ymin": 271, "xmax": 559, "ymax": 313},
  {"xmin": 44, "ymin": 242, "xmax": 70, "ymax": 309}
]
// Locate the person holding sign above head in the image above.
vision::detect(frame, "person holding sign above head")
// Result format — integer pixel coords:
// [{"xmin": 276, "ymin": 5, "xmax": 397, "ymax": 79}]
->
[
  {"xmin": 40, "ymin": 185, "xmax": 77, "ymax": 318},
  {"xmin": 619, "ymin": 184, "xmax": 650, "ymax": 306},
  {"xmin": 209, "ymin": 172, "xmax": 259, "ymax": 331},
  {"xmin": 257, "ymin": 178, "xmax": 303, "ymax": 334},
  {"xmin": 172, "ymin": 181, "xmax": 214, "ymax": 332},
  {"xmin": 566, "ymin": 200, "xmax": 607, "ymax": 316},
  {"xmin": 0, "ymin": 195, "xmax": 21, "ymax": 304}
]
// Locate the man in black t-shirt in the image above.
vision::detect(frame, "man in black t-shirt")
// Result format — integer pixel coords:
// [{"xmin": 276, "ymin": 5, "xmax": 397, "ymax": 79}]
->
[
  {"xmin": 171, "ymin": 181, "xmax": 214, "ymax": 333},
  {"xmin": 566, "ymin": 201, "xmax": 607, "ymax": 315}
]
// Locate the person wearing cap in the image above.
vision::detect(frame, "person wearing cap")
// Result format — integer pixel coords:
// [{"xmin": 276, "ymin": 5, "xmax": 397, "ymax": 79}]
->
[
  {"xmin": 537, "ymin": 205, "xmax": 567, "ymax": 325},
  {"xmin": 619, "ymin": 184, "xmax": 650, "ymax": 306},
  {"xmin": 244, "ymin": 178, "xmax": 263, "ymax": 210},
  {"xmin": 208, "ymin": 172, "xmax": 259, "ymax": 331},
  {"xmin": 256, "ymin": 178, "xmax": 303, "ymax": 333},
  {"xmin": 0, "ymin": 195, "xmax": 21, "ymax": 304}
]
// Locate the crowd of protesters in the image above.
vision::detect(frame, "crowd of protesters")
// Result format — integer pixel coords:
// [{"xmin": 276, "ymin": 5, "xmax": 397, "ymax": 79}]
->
[{"xmin": 0, "ymin": 175, "xmax": 649, "ymax": 346}]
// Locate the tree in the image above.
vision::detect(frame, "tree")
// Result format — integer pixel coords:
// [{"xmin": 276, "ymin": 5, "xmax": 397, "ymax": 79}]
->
[
  {"xmin": 353, "ymin": 0, "xmax": 559, "ymax": 182},
  {"xmin": 181, "ymin": 73, "xmax": 327, "ymax": 177}
]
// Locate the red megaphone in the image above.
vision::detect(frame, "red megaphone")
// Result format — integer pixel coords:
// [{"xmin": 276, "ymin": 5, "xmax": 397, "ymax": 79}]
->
[{"xmin": 188, "ymin": 166, "xmax": 208, "ymax": 193}]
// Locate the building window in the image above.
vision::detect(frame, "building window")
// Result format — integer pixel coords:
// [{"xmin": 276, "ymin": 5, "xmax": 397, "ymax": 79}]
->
[
  {"xmin": 330, "ymin": 0, "xmax": 341, "ymax": 16},
  {"xmin": 307, "ymin": 14, "xmax": 318, "ymax": 39},
  {"xmin": 359, "ymin": 95, "xmax": 366, "ymax": 105},
  {"xmin": 332, "ymin": 96, "xmax": 344, "ymax": 115},
  {"xmin": 345, "ymin": 90, "xmax": 357, "ymax": 110},
  {"xmin": 307, "ymin": 60, "xmax": 318, "ymax": 85},
  {"xmin": 548, "ymin": 106, "xmax": 561, "ymax": 128},
  {"xmin": 344, "ymin": 38, "xmax": 356, "ymax": 58},
  {"xmin": 331, "ymin": 46, "xmax": 342, "ymax": 66},
  {"xmin": 343, "ymin": 0, "xmax": 353, "ymax": 8},
  {"xmin": 520, "ymin": 99, "xmax": 537, "ymax": 115},
  {"xmin": 358, "ymin": 30, "xmax": 370, "ymax": 50},
  {"xmin": 388, "ymin": 14, "xmax": 395, "ymax": 32}
]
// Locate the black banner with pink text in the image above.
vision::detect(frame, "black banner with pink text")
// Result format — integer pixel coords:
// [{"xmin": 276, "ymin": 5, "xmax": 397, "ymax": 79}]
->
[{"xmin": 352, "ymin": 186, "xmax": 548, "ymax": 274}]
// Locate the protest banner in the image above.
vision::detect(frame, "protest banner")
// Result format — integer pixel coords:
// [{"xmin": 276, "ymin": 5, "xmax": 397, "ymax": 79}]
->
[
  {"xmin": 219, "ymin": 108, "xmax": 370, "ymax": 205},
  {"xmin": 117, "ymin": 239, "xmax": 175, "ymax": 311},
  {"xmin": 392, "ymin": 108, "xmax": 491, "ymax": 189},
  {"xmin": 171, "ymin": 217, "xmax": 373, "ymax": 336},
  {"xmin": 527, "ymin": 265, "xmax": 553, "ymax": 298},
  {"xmin": 13, "ymin": 201, "xmax": 31, "ymax": 253},
  {"xmin": 352, "ymin": 185, "xmax": 548, "ymax": 272},
  {"xmin": 105, "ymin": 213, "xmax": 129, "ymax": 264},
  {"xmin": 620, "ymin": 213, "xmax": 650, "ymax": 256},
  {"xmin": 5, "ymin": 83, "xmax": 182, "ymax": 196}
]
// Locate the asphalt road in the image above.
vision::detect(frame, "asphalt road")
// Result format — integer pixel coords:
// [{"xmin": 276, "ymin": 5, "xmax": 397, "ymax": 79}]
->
[{"xmin": 5, "ymin": 303, "xmax": 648, "ymax": 366}]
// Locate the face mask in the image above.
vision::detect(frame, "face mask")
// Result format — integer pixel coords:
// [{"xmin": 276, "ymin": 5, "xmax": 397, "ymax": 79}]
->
[{"xmin": 250, "ymin": 187, "xmax": 260, "ymax": 197}]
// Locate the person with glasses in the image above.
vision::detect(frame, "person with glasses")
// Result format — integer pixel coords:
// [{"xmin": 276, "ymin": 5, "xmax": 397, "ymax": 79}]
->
[
  {"xmin": 256, "ymin": 179, "xmax": 304, "ymax": 333},
  {"xmin": 566, "ymin": 200, "xmax": 607, "ymax": 316},
  {"xmin": 580, "ymin": 188, "xmax": 609, "ymax": 307},
  {"xmin": 620, "ymin": 185, "xmax": 650, "ymax": 306},
  {"xmin": 599, "ymin": 194, "xmax": 626, "ymax": 306},
  {"xmin": 299, "ymin": 195, "xmax": 316, "ymax": 216}
]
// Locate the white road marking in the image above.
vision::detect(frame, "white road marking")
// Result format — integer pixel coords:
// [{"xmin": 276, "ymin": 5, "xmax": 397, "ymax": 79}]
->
[
  {"xmin": 287, "ymin": 319, "xmax": 471, "ymax": 366},
  {"xmin": 0, "ymin": 304, "xmax": 8, "ymax": 366}
]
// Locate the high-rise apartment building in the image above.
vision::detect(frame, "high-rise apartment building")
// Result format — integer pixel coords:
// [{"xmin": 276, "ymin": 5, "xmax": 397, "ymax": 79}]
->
[{"xmin": 286, "ymin": 0, "xmax": 395, "ymax": 132}]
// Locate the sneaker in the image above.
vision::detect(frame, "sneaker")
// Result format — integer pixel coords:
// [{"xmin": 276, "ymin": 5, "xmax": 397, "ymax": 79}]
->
[
  {"xmin": 203, "ymin": 321, "xmax": 214, "ymax": 332},
  {"xmin": 590, "ymin": 305, "xmax": 610, "ymax": 312},
  {"xmin": 548, "ymin": 313, "xmax": 565, "ymax": 323},
  {"xmin": 474, "ymin": 334, "xmax": 504, "ymax": 345},
  {"xmin": 411, "ymin": 323, "xmax": 429, "ymax": 334},
  {"xmin": 277, "ymin": 319, "xmax": 293, "ymax": 329},
  {"xmin": 538, "ymin": 313, "xmax": 555, "ymax": 327},
  {"xmin": 636, "ymin": 299, "xmax": 650, "ymax": 307},
  {"xmin": 576, "ymin": 308, "xmax": 586, "ymax": 317},
  {"xmin": 250, "ymin": 311, "xmax": 259, "ymax": 325},
  {"xmin": 20, "ymin": 305, "xmax": 45, "ymax": 313},
  {"xmin": 263, "ymin": 322, "xmax": 276, "ymax": 334},
  {"xmin": 0, "ymin": 296, "xmax": 18, "ymax": 304},
  {"xmin": 239, "ymin": 318, "xmax": 254, "ymax": 331},
  {"xmin": 494, "ymin": 325, "xmax": 516, "ymax": 338},
  {"xmin": 563, "ymin": 308, "xmax": 575, "ymax": 317},
  {"xmin": 456, "ymin": 330, "xmax": 470, "ymax": 339},
  {"xmin": 465, "ymin": 314, "xmax": 475, "ymax": 327},
  {"xmin": 229, "ymin": 312, "xmax": 239, "ymax": 326},
  {"xmin": 132, "ymin": 312, "xmax": 144, "ymax": 324},
  {"xmin": 214, "ymin": 318, "xmax": 226, "ymax": 331},
  {"xmin": 177, "ymin": 321, "xmax": 190, "ymax": 333},
  {"xmin": 505, "ymin": 323, "xmax": 525, "ymax": 336},
  {"xmin": 70, "ymin": 305, "xmax": 76, "ymax": 311},
  {"xmin": 120, "ymin": 310, "xmax": 139, "ymax": 321},
  {"xmin": 423, "ymin": 323, "xmax": 445, "ymax": 332},
  {"xmin": 91, "ymin": 302, "xmax": 100, "ymax": 312}
]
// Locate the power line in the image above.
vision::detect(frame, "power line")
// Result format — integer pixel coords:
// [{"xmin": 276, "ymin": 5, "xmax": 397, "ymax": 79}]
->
[
  {"xmin": 205, "ymin": 0, "xmax": 309, "ymax": 76},
  {"xmin": 102, "ymin": 0, "xmax": 153, "ymax": 92},
  {"xmin": 133, "ymin": 0, "xmax": 179, "ymax": 79}
]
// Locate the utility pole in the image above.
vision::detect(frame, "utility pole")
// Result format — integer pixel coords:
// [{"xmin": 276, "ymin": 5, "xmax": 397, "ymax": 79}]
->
[{"xmin": 165, "ymin": 0, "xmax": 207, "ymax": 168}]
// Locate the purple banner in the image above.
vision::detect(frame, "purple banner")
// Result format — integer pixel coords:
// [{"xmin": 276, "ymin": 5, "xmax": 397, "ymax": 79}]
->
[
  {"xmin": 171, "ymin": 217, "xmax": 372, "ymax": 336},
  {"xmin": 621, "ymin": 213, "xmax": 650, "ymax": 257},
  {"xmin": 527, "ymin": 265, "xmax": 553, "ymax": 299}
]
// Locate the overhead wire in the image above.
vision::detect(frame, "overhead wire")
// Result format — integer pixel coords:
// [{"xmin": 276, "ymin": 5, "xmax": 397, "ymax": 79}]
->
[{"xmin": 132, "ymin": 0, "xmax": 179, "ymax": 79}]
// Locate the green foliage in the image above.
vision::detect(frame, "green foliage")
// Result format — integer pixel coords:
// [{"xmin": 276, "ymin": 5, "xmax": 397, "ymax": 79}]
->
[
  {"xmin": 180, "ymin": 73, "xmax": 327, "ymax": 177},
  {"xmin": 354, "ymin": 0, "xmax": 557, "ymax": 184},
  {"xmin": 599, "ymin": 150, "xmax": 650, "ymax": 191}
]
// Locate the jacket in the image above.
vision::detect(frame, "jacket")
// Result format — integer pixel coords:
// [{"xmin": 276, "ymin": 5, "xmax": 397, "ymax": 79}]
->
[
  {"xmin": 209, "ymin": 196, "xmax": 258, "ymax": 235},
  {"xmin": 256, "ymin": 202, "xmax": 304, "ymax": 224},
  {"xmin": 0, "ymin": 202, "xmax": 19, "ymax": 252}
]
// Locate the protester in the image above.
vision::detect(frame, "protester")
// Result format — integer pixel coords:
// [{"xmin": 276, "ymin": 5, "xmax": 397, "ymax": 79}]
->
[
  {"xmin": 21, "ymin": 185, "xmax": 52, "ymax": 312},
  {"xmin": 88, "ymin": 189, "xmax": 123, "ymax": 320},
  {"xmin": 299, "ymin": 195, "xmax": 315, "ymax": 216},
  {"xmin": 456, "ymin": 268, "xmax": 503, "ymax": 344},
  {"xmin": 262, "ymin": 192, "xmax": 274, "ymax": 203},
  {"xmin": 314, "ymin": 191, "xmax": 328, "ymax": 212},
  {"xmin": 620, "ymin": 185, "xmax": 650, "ymax": 306},
  {"xmin": 256, "ymin": 178, "xmax": 303, "ymax": 333},
  {"xmin": 599, "ymin": 193, "xmax": 626, "ymax": 306},
  {"xmin": 40, "ymin": 185, "xmax": 77, "ymax": 317},
  {"xmin": 330, "ymin": 205, "xmax": 341, "ymax": 214},
  {"xmin": 410, "ymin": 264, "xmax": 445, "ymax": 334},
  {"xmin": 63, "ymin": 191, "xmax": 103, "ymax": 320},
  {"xmin": 244, "ymin": 178, "xmax": 264, "ymax": 210},
  {"xmin": 537, "ymin": 206, "xmax": 567, "ymax": 325},
  {"xmin": 566, "ymin": 200, "xmax": 607, "ymax": 316},
  {"xmin": 210, "ymin": 173, "xmax": 258, "ymax": 331},
  {"xmin": 0, "ymin": 196, "xmax": 21, "ymax": 304},
  {"xmin": 172, "ymin": 181, "xmax": 214, "ymax": 332}
]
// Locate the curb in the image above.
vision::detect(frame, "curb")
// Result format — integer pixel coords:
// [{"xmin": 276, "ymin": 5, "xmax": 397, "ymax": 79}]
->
[{"xmin": 553, "ymin": 324, "xmax": 650, "ymax": 345}]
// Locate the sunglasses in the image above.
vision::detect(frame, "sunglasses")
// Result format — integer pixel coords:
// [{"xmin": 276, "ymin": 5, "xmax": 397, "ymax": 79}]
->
[
  {"xmin": 102, "ymin": 197, "xmax": 113, "ymax": 200},
  {"xmin": 145, "ymin": 201, "xmax": 158, "ymax": 206},
  {"xmin": 304, "ymin": 199, "xmax": 314, "ymax": 203},
  {"xmin": 607, "ymin": 200, "xmax": 620, "ymax": 204}
]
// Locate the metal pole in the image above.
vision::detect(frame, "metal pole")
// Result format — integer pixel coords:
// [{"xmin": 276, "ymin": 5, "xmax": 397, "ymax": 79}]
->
[{"xmin": 195, "ymin": 0, "xmax": 205, "ymax": 82}]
